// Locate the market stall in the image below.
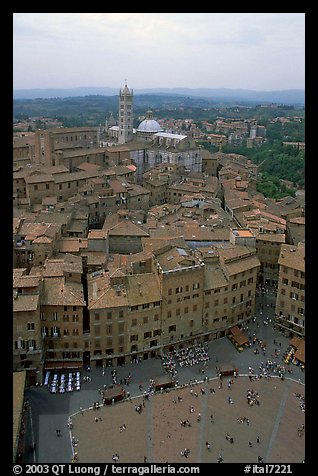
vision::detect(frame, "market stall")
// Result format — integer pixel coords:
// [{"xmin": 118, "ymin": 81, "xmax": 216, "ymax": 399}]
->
[
  {"xmin": 227, "ymin": 326, "xmax": 249, "ymax": 352},
  {"xmin": 102, "ymin": 385, "xmax": 126, "ymax": 405},
  {"xmin": 154, "ymin": 375, "xmax": 176, "ymax": 391}
]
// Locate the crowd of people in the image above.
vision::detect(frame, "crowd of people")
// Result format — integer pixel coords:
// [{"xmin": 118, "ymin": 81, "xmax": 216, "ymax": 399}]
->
[
  {"xmin": 246, "ymin": 388, "xmax": 260, "ymax": 406},
  {"xmin": 294, "ymin": 392, "xmax": 305, "ymax": 413},
  {"xmin": 256, "ymin": 283, "xmax": 277, "ymax": 298},
  {"xmin": 161, "ymin": 343, "xmax": 210, "ymax": 375}
]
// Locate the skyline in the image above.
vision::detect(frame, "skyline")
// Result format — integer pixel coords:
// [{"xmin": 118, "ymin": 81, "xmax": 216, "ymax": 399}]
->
[{"xmin": 13, "ymin": 13, "xmax": 305, "ymax": 92}]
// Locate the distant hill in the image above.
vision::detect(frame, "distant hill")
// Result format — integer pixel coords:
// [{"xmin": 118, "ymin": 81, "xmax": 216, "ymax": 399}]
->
[{"xmin": 13, "ymin": 86, "xmax": 305, "ymax": 105}]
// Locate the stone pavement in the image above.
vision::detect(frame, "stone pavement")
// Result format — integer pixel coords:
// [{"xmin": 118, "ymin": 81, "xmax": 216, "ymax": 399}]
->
[
  {"xmin": 23, "ymin": 293, "xmax": 305, "ymax": 463},
  {"xmin": 70, "ymin": 375, "xmax": 304, "ymax": 463}
]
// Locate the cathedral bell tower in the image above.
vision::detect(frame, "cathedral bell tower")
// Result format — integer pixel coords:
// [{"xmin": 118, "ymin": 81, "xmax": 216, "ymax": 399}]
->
[{"xmin": 118, "ymin": 82, "xmax": 133, "ymax": 144}]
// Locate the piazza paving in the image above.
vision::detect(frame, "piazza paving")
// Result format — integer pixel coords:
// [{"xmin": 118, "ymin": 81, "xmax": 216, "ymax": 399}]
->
[{"xmin": 70, "ymin": 375, "xmax": 305, "ymax": 463}]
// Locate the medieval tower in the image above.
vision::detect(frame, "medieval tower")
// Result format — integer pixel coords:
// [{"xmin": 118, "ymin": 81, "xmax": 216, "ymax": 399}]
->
[{"xmin": 118, "ymin": 82, "xmax": 133, "ymax": 144}]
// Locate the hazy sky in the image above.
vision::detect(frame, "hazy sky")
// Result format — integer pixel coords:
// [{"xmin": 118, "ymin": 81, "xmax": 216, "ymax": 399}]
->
[{"xmin": 13, "ymin": 12, "xmax": 305, "ymax": 91}]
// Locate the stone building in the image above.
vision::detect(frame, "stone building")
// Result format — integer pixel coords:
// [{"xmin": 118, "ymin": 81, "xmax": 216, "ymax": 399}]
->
[
  {"xmin": 84, "ymin": 237, "xmax": 260, "ymax": 368},
  {"xmin": 275, "ymin": 242, "xmax": 305, "ymax": 337},
  {"xmin": 34, "ymin": 127, "xmax": 99, "ymax": 166},
  {"xmin": 39, "ymin": 274, "xmax": 86, "ymax": 371},
  {"xmin": 201, "ymin": 149, "xmax": 219, "ymax": 176},
  {"xmin": 13, "ymin": 271, "xmax": 43, "ymax": 384},
  {"xmin": 286, "ymin": 216, "xmax": 305, "ymax": 245},
  {"xmin": 107, "ymin": 220, "xmax": 150, "ymax": 254},
  {"xmin": 13, "ymin": 221, "xmax": 62, "ymax": 269},
  {"xmin": 13, "ymin": 133, "xmax": 35, "ymax": 167},
  {"xmin": 104, "ymin": 85, "xmax": 203, "ymax": 182},
  {"xmin": 255, "ymin": 233, "xmax": 285, "ymax": 286},
  {"xmin": 201, "ymin": 244, "xmax": 259, "ymax": 337}
]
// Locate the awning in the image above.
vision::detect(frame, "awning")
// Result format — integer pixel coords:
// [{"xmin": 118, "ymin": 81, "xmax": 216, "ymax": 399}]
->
[
  {"xmin": 229, "ymin": 326, "xmax": 249, "ymax": 346},
  {"xmin": 103, "ymin": 385, "xmax": 126, "ymax": 404},
  {"xmin": 290, "ymin": 336, "xmax": 302, "ymax": 348},
  {"xmin": 219, "ymin": 364, "xmax": 238, "ymax": 374},
  {"xmin": 44, "ymin": 361, "xmax": 82, "ymax": 370},
  {"xmin": 44, "ymin": 362, "xmax": 63, "ymax": 370},
  {"xmin": 230, "ymin": 326, "xmax": 241, "ymax": 335},
  {"xmin": 62, "ymin": 362, "xmax": 83, "ymax": 369},
  {"xmin": 154, "ymin": 376, "xmax": 176, "ymax": 390},
  {"xmin": 294, "ymin": 340, "xmax": 305, "ymax": 364},
  {"xmin": 289, "ymin": 336, "xmax": 305, "ymax": 364}
]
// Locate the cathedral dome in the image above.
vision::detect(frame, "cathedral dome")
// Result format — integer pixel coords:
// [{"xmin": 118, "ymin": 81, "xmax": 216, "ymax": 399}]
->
[{"xmin": 137, "ymin": 110, "xmax": 163, "ymax": 133}]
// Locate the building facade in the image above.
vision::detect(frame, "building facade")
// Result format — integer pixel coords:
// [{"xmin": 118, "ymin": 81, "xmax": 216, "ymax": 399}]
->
[
  {"xmin": 275, "ymin": 242, "xmax": 305, "ymax": 337},
  {"xmin": 13, "ymin": 272, "xmax": 43, "ymax": 384},
  {"xmin": 34, "ymin": 127, "xmax": 99, "ymax": 166},
  {"xmin": 84, "ymin": 240, "xmax": 260, "ymax": 368}
]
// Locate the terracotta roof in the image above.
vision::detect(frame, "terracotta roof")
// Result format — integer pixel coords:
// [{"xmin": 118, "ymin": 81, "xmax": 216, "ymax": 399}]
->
[
  {"xmin": 226, "ymin": 198, "xmax": 252, "ymax": 210},
  {"xmin": 258, "ymin": 210, "xmax": 286, "ymax": 226},
  {"xmin": 13, "ymin": 274, "xmax": 41, "ymax": 289},
  {"xmin": 42, "ymin": 165, "xmax": 70, "ymax": 175},
  {"xmin": 80, "ymin": 251, "xmax": 107, "ymax": 265},
  {"xmin": 35, "ymin": 210, "xmax": 73, "ymax": 225},
  {"xmin": 19, "ymin": 222, "xmax": 61, "ymax": 241},
  {"xmin": 183, "ymin": 224, "xmax": 230, "ymax": 242},
  {"xmin": 108, "ymin": 178, "xmax": 127, "ymax": 194},
  {"xmin": 47, "ymin": 126, "xmax": 97, "ymax": 134},
  {"xmin": 24, "ymin": 173, "xmax": 54, "ymax": 184},
  {"xmin": 288, "ymin": 216, "xmax": 305, "ymax": 225},
  {"xmin": 59, "ymin": 253, "xmax": 83, "ymax": 271},
  {"xmin": 32, "ymin": 235, "xmax": 53, "ymax": 244},
  {"xmin": 223, "ymin": 255, "xmax": 260, "ymax": 276},
  {"xmin": 233, "ymin": 229, "xmax": 254, "ymax": 238},
  {"xmin": 219, "ymin": 245, "xmax": 256, "ymax": 262},
  {"xmin": 255, "ymin": 233, "xmax": 286, "ymax": 243},
  {"xmin": 87, "ymin": 273, "xmax": 128, "ymax": 310},
  {"xmin": 109, "ymin": 221, "xmax": 149, "ymax": 237},
  {"xmin": 126, "ymin": 273, "xmax": 161, "ymax": 306},
  {"xmin": 43, "ymin": 259, "xmax": 74, "ymax": 277},
  {"xmin": 66, "ymin": 219, "xmax": 88, "ymax": 233},
  {"xmin": 155, "ymin": 245, "xmax": 198, "ymax": 272},
  {"xmin": 204, "ymin": 266, "xmax": 228, "ymax": 290},
  {"xmin": 278, "ymin": 243, "xmax": 305, "ymax": 272},
  {"xmin": 88, "ymin": 230, "xmax": 107, "ymax": 239},
  {"xmin": 40, "ymin": 277, "xmax": 85, "ymax": 306},
  {"xmin": 53, "ymin": 170, "xmax": 100, "ymax": 183},
  {"xmin": 13, "ymin": 268, "xmax": 27, "ymax": 278},
  {"xmin": 76, "ymin": 162, "xmax": 103, "ymax": 172},
  {"xmin": 126, "ymin": 184, "xmax": 150, "ymax": 197},
  {"xmin": 13, "ymin": 293, "xmax": 39, "ymax": 312},
  {"xmin": 57, "ymin": 238, "xmax": 88, "ymax": 253},
  {"xmin": 110, "ymin": 268, "xmax": 126, "ymax": 279}
]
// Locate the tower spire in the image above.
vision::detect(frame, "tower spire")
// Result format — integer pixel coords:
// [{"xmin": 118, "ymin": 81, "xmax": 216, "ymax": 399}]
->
[{"xmin": 118, "ymin": 82, "xmax": 133, "ymax": 144}]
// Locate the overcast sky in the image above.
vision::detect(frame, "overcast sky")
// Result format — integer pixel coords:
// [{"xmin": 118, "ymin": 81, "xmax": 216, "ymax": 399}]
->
[{"xmin": 13, "ymin": 13, "xmax": 305, "ymax": 91}]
